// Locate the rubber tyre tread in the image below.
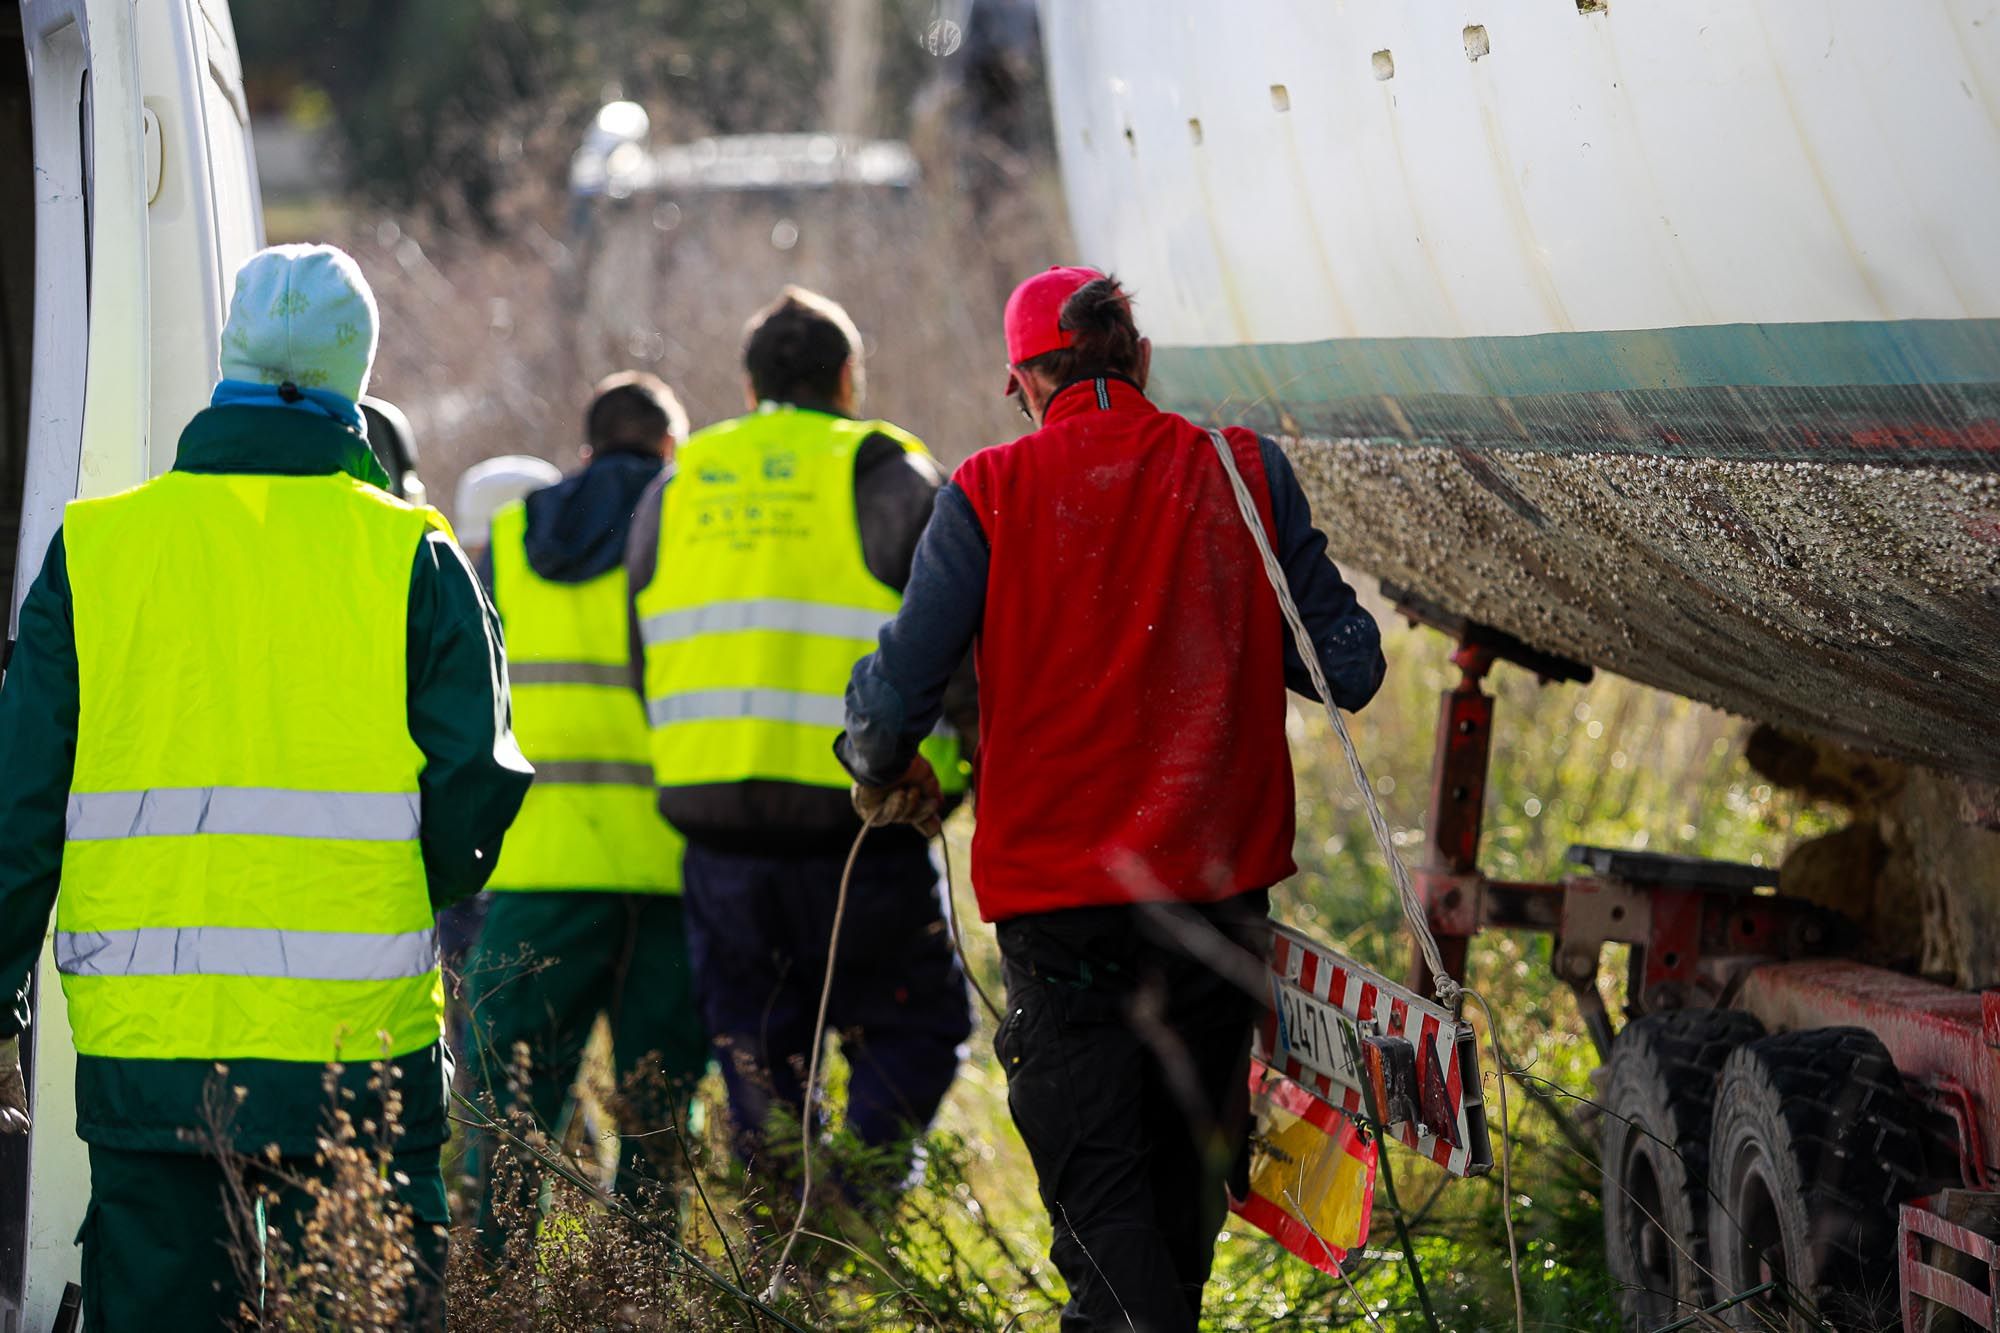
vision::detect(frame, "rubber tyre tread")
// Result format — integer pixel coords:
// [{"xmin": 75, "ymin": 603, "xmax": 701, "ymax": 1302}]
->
[
  {"xmin": 1707, "ymin": 1026, "xmax": 1933, "ymax": 1332},
  {"xmin": 1601, "ymin": 1007, "xmax": 1766, "ymax": 1331}
]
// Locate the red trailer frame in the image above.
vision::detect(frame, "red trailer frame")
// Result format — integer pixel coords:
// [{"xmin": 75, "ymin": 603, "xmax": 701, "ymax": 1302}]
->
[{"xmin": 1389, "ymin": 589, "xmax": 2000, "ymax": 1329}]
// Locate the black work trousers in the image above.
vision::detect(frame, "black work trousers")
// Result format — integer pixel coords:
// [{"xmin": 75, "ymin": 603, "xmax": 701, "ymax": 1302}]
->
[{"xmin": 994, "ymin": 889, "xmax": 1271, "ymax": 1333}]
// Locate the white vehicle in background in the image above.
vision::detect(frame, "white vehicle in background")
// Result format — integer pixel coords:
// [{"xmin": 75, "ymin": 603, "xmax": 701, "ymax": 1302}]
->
[{"xmin": 4, "ymin": 3, "xmax": 264, "ymax": 1327}]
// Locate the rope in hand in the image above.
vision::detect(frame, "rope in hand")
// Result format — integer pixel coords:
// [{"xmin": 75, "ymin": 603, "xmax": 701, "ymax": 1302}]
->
[
  {"xmin": 763, "ymin": 805, "xmax": 1002, "ymax": 1300},
  {"xmin": 1205, "ymin": 429, "xmax": 1523, "ymax": 1333},
  {"xmin": 762, "ymin": 808, "xmax": 880, "ymax": 1296}
]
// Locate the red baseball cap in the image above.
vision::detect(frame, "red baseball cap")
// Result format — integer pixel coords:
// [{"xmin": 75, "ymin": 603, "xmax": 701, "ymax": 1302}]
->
[{"xmin": 1002, "ymin": 264, "xmax": 1106, "ymax": 395}]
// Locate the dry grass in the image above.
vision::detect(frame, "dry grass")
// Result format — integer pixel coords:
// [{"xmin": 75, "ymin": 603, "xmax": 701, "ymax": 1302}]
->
[
  {"xmin": 204, "ymin": 1066, "xmax": 437, "ymax": 1331},
  {"xmin": 203, "ymin": 1052, "xmax": 1058, "ymax": 1331},
  {"xmin": 447, "ymin": 1104, "xmax": 765, "ymax": 1332},
  {"xmin": 302, "ymin": 155, "xmax": 1072, "ymax": 526}
]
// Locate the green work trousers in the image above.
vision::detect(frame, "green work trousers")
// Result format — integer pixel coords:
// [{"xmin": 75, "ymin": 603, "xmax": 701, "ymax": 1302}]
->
[
  {"xmin": 461, "ymin": 890, "xmax": 707, "ymax": 1251},
  {"xmin": 81, "ymin": 1142, "xmax": 448, "ymax": 1332}
]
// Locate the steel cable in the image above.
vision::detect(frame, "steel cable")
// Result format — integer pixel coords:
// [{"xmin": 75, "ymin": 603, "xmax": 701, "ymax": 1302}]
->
[{"xmin": 1202, "ymin": 428, "xmax": 1460, "ymax": 1007}]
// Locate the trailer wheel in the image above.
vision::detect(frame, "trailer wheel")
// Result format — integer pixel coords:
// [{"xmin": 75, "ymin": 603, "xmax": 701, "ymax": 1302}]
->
[
  {"xmin": 1600, "ymin": 1007, "xmax": 1765, "ymax": 1330},
  {"xmin": 1706, "ymin": 1027, "xmax": 1931, "ymax": 1331}
]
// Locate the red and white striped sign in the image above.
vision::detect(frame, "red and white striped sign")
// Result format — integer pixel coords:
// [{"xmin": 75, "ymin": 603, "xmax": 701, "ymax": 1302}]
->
[{"xmin": 1256, "ymin": 923, "xmax": 1492, "ymax": 1178}]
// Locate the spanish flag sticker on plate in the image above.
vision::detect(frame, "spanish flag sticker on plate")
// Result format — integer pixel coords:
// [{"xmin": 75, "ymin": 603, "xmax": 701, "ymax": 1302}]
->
[{"xmin": 1230, "ymin": 1057, "xmax": 1378, "ymax": 1274}]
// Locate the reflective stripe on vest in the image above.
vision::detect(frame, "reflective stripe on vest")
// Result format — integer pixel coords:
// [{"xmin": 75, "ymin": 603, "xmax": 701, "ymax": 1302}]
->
[
  {"xmin": 56, "ymin": 926, "xmax": 437, "ymax": 980},
  {"xmin": 58, "ymin": 470, "xmax": 444, "ymax": 1064},
  {"xmin": 530, "ymin": 760, "xmax": 656, "ymax": 786},
  {"xmin": 485, "ymin": 498, "xmax": 684, "ymax": 894},
  {"xmin": 636, "ymin": 408, "xmax": 969, "ymax": 793},
  {"xmin": 509, "ymin": 661, "xmax": 631, "ymax": 687},
  {"xmin": 66, "ymin": 787, "xmax": 421, "ymax": 842},
  {"xmin": 639, "ymin": 599, "xmax": 890, "ymax": 647},
  {"xmin": 644, "ymin": 687, "xmax": 847, "ymax": 729}
]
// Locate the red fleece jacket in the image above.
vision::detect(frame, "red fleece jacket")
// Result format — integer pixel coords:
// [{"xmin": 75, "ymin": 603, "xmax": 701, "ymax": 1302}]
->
[{"xmin": 952, "ymin": 377, "xmax": 1297, "ymax": 918}]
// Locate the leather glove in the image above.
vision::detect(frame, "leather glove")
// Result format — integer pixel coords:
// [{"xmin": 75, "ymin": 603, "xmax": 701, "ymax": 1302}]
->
[
  {"xmin": 851, "ymin": 756, "xmax": 943, "ymax": 838},
  {"xmin": 0, "ymin": 1037, "xmax": 29, "ymax": 1134}
]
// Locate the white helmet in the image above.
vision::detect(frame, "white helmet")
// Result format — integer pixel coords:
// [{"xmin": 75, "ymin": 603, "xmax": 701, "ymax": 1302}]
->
[{"xmin": 453, "ymin": 455, "xmax": 562, "ymax": 550}]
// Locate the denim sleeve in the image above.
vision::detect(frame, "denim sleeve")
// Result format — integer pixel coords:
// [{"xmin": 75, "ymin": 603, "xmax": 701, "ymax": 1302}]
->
[
  {"xmin": 839, "ymin": 482, "xmax": 989, "ymax": 785},
  {"xmin": 854, "ymin": 438, "xmax": 982, "ymax": 753},
  {"xmin": 1262, "ymin": 437, "xmax": 1387, "ymax": 710}
]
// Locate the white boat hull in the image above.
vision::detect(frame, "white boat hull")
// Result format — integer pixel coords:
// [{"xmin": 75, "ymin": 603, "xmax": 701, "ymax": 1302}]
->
[{"xmin": 1042, "ymin": 0, "xmax": 2000, "ymax": 780}]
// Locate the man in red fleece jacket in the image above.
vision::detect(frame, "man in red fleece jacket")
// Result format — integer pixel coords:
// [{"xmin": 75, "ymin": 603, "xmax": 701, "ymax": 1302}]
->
[{"xmin": 837, "ymin": 266, "xmax": 1385, "ymax": 1331}]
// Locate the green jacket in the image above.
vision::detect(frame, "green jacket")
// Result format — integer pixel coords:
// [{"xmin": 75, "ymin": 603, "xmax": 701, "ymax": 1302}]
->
[{"xmin": 0, "ymin": 404, "xmax": 534, "ymax": 1154}]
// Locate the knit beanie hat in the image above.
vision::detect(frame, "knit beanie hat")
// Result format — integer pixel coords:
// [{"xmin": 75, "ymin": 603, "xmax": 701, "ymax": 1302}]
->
[{"xmin": 220, "ymin": 244, "xmax": 379, "ymax": 403}]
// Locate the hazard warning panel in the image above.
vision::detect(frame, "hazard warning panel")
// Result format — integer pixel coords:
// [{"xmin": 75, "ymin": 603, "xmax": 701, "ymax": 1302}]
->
[
  {"xmin": 1255, "ymin": 924, "xmax": 1492, "ymax": 1178},
  {"xmin": 1231, "ymin": 1058, "xmax": 1378, "ymax": 1274}
]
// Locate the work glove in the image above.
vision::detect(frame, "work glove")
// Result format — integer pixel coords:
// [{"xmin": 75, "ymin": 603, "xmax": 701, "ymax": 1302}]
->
[
  {"xmin": 852, "ymin": 756, "xmax": 943, "ymax": 838},
  {"xmin": 0, "ymin": 1037, "xmax": 28, "ymax": 1134}
]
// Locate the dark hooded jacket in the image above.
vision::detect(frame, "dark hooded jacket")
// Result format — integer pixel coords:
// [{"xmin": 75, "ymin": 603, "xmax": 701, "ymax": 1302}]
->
[{"xmin": 483, "ymin": 448, "xmax": 664, "ymax": 587}]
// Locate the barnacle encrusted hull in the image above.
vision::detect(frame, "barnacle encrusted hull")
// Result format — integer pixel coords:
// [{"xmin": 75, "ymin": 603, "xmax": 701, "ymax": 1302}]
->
[{"xmin": 1273, "ymin": 437, "xmax": 2000, "ymax": 785}]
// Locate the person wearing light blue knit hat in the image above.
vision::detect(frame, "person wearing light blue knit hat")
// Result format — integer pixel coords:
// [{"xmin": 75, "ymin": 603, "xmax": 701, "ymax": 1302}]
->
[
  {"xmin": 0, "ymin": 239, "xmax": 534, "ymax": 1329},
  {"xmin": 211, "ymin": 242, "xmax": 383, "ymax": 433}
]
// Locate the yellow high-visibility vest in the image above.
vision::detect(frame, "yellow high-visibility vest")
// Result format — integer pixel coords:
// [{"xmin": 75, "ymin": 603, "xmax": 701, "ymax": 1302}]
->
[
  {"xmin": 485, "ymin": 497, "xmax": 683, "ymax": 893},
  {"xmin": 57, "ymin": 470, "xmax": 447, "ymax": 1064},
  {"xmin": 637, "ymin": 406, "xmax": 968, "ymax": 793}
]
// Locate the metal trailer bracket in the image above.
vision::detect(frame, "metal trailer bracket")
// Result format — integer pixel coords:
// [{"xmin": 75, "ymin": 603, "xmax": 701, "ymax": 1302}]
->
[{"xmin": 1900, "ymin": 1195, "xmax": 2000, "ymax": 1331}]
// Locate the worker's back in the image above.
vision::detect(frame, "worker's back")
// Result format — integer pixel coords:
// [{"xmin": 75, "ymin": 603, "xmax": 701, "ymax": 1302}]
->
[
  {"xmin": 485, "ymin": 493, "xmax": 681, "ymax": 894},
  {"xmin": 625, "ymin": 287, "xmax": 975, "ymax": 1190},
  {"xmin": 0, "ymin": 242, "xmax": 531, "ymax": 1330},
  {"xmin": 461, "ymin": 409, "xmax": 710, "ymax": 1255},
  {"xmin": 839, "ymin": 267, "xmax": 1384, "ymax": 1333},
  {"xmin": 59, "ymin": 463, "xmax": 443, "ymax": 1089},
  {"xmin": 953, "ymin": 375, "xmax": 1296, "ymax": 917},
  {"xmin": 637, "ymin": 404, "xmax": 965, "ymax": 846}
]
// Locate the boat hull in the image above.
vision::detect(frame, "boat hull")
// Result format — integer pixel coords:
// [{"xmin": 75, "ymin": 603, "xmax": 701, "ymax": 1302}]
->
[{"xmin": 1042, "ymin": 0, "xmax": 2000, "ymax": 780}]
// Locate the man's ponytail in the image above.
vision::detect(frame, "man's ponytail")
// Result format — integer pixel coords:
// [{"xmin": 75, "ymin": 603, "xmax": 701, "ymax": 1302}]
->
[{"xmin": 1017, "ymin": 275, "xmax": 1142, "ymax": 387}]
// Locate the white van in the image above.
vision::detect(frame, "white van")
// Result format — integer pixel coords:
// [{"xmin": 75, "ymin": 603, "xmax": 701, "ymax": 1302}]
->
[{"xmin": 4, "ymin": 3, "xmax": 263, "ymax": 1327}]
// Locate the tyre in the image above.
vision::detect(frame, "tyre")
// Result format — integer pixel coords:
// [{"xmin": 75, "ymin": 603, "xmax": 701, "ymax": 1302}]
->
[
  {"xmin": 1707, "ymin": 1027, "xmax": 1934, "ymax": 1332},
  {"xmin": 1601, "ymin": 1008, "xmax": 1766, "ymax": 1330}
]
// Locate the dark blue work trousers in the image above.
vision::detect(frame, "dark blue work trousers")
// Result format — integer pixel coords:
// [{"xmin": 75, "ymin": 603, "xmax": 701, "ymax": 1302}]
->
[{"xmin": 682, "ymin": 839, "xmax": 971, "ymax": 1186}]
